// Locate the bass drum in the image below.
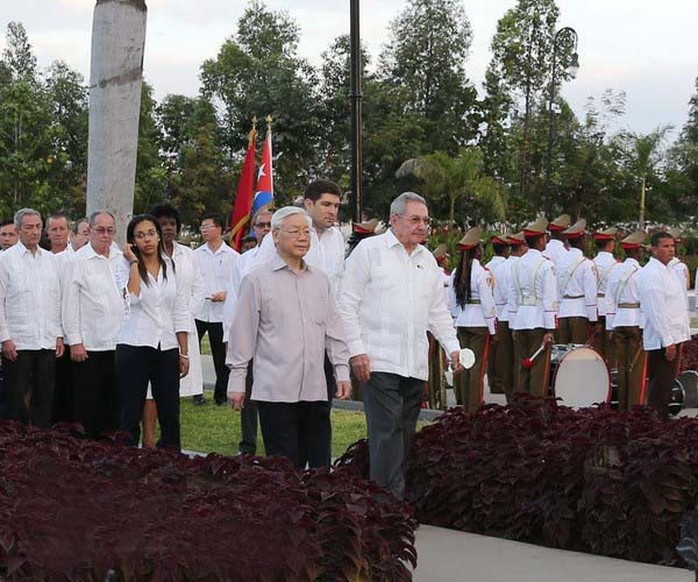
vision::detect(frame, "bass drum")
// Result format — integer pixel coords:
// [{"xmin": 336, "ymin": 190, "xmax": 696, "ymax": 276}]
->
[
  {"xmin": 552, "ymin": 346, "xmax": 610, "ymax": 408},
  {"xmin": 675, "ymin": 370, "xmax": 698, "ymax": 409}
]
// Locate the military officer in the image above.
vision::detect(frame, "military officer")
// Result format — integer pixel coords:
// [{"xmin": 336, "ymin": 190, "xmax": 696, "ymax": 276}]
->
[
  {"xmin": 556, "ymin": 219, "xmax": 597, "ymax": 344},
  {"xmin": 509, "ymin": 219, "xmax": 558, "ymax": 398}
]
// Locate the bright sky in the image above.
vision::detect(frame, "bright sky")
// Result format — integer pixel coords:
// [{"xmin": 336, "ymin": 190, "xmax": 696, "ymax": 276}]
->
[{"xmin": 3, "ymin": 0, "xmax": 697, "ymax": 138}]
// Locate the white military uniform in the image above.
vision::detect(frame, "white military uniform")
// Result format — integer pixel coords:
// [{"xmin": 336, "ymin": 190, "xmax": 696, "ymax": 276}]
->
[
  {"xmin": 508, "ymin": 249, "xmax": 558, "ymax": 331},
  {"xmin": 543, "ymin": 238, "xmax": 567, "ymax": 268},
  {"xmin": 593, "ymin": 251, "xmax": 619, "ymax": 319},
  {"xmin": 486, "ymin": 255, "xmax": 510, "ymax": 325},
  {"xmin": 556, "ymin": 248, "xmax": 598, "ymax": 322},
  {"xmin": 606, "ymin": 258, "xmax": 643, "ymax": 330}
]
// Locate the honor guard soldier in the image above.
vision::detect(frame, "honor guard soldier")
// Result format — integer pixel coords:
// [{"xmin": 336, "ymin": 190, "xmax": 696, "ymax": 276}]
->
[
  {"xmin": 556, "ymin": 219, "xmax": 597, "ymax": 344},
  {"xmin": 509, "ymin": 218, "xmax": 558, "ymax": 397},
  {"xmin": 592, "ymin": 227, "xmax": 620, "ymax": 362},
  {"xmin": 544, "ymin": 213, "xmax": 571, "ymax": 267},
  {"xmin": 449, "ymin": 227, "xmax": 496, "ymax": 411},
  {"xmin": 606, "ymin": 231, "xmax": 647, "ymax": 410},
  {"xmin": 485, "ymin": 234, "xmax": 513, "ymax": 397}
]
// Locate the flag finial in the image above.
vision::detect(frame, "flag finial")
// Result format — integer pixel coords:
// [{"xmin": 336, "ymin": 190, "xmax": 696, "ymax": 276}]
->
[{"xmin": 266, "ymin": 115, "xmax": 273, "ymax": 129}]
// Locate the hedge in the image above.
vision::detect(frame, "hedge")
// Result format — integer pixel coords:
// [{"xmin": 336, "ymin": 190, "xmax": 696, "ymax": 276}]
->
[
  {"xmin": 337, "ymin": 398, "xmax": 698, "ymax": 566},
  {"xmin": 0, "ymin": 421, "xmax": 416, "ymax": 581}
]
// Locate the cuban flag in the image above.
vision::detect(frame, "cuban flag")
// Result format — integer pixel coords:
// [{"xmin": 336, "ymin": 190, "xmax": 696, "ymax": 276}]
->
[
  {"xmin": 251, "ymin": 127, "xmax": 274, "ymax": 216},
  {"xmin": 229, "ymin": 127, "xmax": 257, "ymax": 251}
]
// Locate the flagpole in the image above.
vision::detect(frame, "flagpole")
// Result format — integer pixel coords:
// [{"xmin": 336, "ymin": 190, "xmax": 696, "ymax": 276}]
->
[{"xmin": 349, "ymin": 0, "xmax": 363, "ymax": 223}]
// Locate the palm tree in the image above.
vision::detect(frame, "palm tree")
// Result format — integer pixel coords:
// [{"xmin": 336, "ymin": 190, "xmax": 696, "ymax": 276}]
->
[
  {"xmin": 623, "ymin": 125, "xmax": 673, "ymax": 228},
  {"xmin": 395, "ymin": 147, "xmax": 506, "ymax": 224}
]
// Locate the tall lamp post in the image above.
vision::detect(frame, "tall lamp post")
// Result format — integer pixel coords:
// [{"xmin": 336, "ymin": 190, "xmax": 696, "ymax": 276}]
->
[
  {"xmin": 545, "ymin": 27, "xmax": 579, "ymax": 213},
  {"xmin": 349, "ymin": 0, "xmax": 363, "ymax": 223}
]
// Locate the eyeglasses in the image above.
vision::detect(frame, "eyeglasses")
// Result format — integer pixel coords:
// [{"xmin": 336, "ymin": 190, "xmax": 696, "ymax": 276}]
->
[
  {"xmin": 279, "ymin": 228, "xmax": 311, "ymax": 238},
  {"xmin": 399, "ymin": 215, "xmax": 432, "ymax": 227},
  {"xmin": 254, "ymin": 221, "xmax": 272, "ymax": 229},
  {"xmin": 93, "ymin": 227, "xmax": 114, "ymax": 235},
  {"xmin": 134, "ymin": 229, "xmax": 158, "ymax": 240},
  {"xmin": 199, "ymin": 223, "xmax": 219, "ymax": 232}
]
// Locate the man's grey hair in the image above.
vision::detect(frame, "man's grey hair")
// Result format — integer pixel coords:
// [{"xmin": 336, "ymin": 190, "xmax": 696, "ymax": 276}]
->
[
  {"xmin": 14, "ymin": 208, "xmax": 42, "ymax": 230},
  {"xmin": 88, "ymin": 210, "xmax": 116, "ymax": 228},
  {"xmin": 390, "ymin": 192, "xmax": 427, "ymax": 217},
  {"xmin": 271, "ymin": 206, "xmax": 311, "ymax": 231}
]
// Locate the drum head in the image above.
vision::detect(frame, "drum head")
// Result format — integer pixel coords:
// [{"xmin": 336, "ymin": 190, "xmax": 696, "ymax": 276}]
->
[{"xmin": 553, "ymin": 346, "xmax": 610, "ymax": 408}]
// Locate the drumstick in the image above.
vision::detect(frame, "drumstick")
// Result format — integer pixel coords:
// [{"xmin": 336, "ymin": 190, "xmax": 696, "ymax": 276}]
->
[{"xmin": 523, "ymin": 343, "xmax": 546, "ymax": 369}]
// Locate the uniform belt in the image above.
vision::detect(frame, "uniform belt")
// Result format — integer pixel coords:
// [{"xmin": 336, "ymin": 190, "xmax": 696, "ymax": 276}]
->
[
  {"xmin": 562, "ymin": 294, "xmax": 584, "ymax": 299},
  {"xmin": 597, "ymin": 293, "xmax": 605, "ymax": 297},
  {"xmin": 618, "ymin": 302, "xmax": 640, "ymax": 309},
  {"xmin": 466, "ymin": 300, "xmax": 481, "ymax": 305}
]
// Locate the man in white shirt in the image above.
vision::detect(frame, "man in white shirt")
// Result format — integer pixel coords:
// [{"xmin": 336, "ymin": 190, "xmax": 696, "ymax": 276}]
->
[
  {"xmin": 606, "ymin": 232, "xmax": 646, "ymax": 410},
  {"xmin": 194, "ymin": 213, "xmax": 239, "ymax": 405},
  {"xmin": 303, "ymin": 180, "xmax": 346, "ymax": 456},
  {"xmin": 592, "ymin": 227, "xmax": 619, "ymax": 362},
  {"xmin": 62, "ymin": 211, "xmax": 126, "ymax": 438},
  {"xmin": 69, "ymin": 218, "xmax": 91, "ymax": 254},
  {"xmin": 637, "ymin": 232, "xmax": 691, "ymax": 415},
  {"xmin": 303, "ymin": 180, "xmax": 345, "ymax": 297},
  {"xmin": 224, "ymin": 209, "xmax": 274, "ymax": 455},
  {"xmin": 46, "ymin": 212, "xmax": 70, "ymax": 255},
  {"xmin": 339, "ymin": 192, "xmax": 461, "ymax": 499},
  {"xmin": 508, "ymin": 218, "xmax": 558, "ymax": 397},
  {"xmin": 0, "ymin": 219, "xmax": 18, "ymax": 251},
  {"xmin": 556, "ymin": 219, "xmax": 597, "ymax": 344},
  {"xmin": 0, "ymin": 208, "xmax": 64, "ymax": 428}
]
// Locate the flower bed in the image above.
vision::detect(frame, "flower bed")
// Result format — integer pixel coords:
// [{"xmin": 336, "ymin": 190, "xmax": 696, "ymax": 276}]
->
[
  {"xmin": 337, "ymin": 399, "xmax": 698, "ymax": 566},
  {"xmin": 681, "ymin": 335, "xmax": 698, "ymax": 373},
  {"xmin": 0, "ymin": 422, "xmax": 416, "ymax": 581}
]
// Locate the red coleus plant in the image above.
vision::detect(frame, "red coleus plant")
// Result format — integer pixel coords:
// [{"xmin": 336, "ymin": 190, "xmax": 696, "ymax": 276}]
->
[
  {"xmin": 681, "ymin": 335, "xmax": 698, "ymax": 373},
  {"xmin": 336, "ymin": 398, "xmax": 698, "ymax": 567},
  {"xmin": 0, "ymin": 421, "xmax": 416, "ymax": 581}
]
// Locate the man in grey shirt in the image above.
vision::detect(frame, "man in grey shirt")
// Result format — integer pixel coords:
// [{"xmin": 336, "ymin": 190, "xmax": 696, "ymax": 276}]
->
[{"xmin": 227, "ymin": 206, "xmax": 351, "ymax": 468}]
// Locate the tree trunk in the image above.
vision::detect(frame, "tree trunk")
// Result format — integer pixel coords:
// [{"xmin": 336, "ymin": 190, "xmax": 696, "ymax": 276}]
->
[{"xmin": 87, "ymin": 0, "xmax": 147, "ymax": 245}]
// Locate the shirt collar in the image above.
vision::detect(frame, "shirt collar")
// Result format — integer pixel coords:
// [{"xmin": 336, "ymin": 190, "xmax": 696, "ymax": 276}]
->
[
  {"xmin": 203, "ymin": 241, "xmax": 229, "ymax": 255},
  {"xmin": 15, "ymin": 240, "xmax": 43, "ymax": 257},
  {"xmin": 385, "ymin": 228, "xmax": 425, "ymax": 256},
  {"xmin": 270, "ymin": 251, "xmax": 309, "ymax": 273}
]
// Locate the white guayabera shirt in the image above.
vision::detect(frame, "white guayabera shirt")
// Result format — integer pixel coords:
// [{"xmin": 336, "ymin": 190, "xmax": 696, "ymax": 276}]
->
[
  {"xmin": 338, "ymin": 229, "xmax": 459, "ymax": 381},
  {"xmin": 0, "ymin": 241, "xmax": 62, "ymax": 350},
  {"xmin": 61, "ymin": 243, "xmax": 127, "ymax": 351},
  {"xmin": 637, "ymin": 257, "xmax": 691, "ymax": 351}
]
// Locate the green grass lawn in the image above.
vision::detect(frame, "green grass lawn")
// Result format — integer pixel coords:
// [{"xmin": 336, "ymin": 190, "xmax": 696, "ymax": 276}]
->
[{"xmin": 180, "ymin": 392, "xmax": 368, "ymax": 458}]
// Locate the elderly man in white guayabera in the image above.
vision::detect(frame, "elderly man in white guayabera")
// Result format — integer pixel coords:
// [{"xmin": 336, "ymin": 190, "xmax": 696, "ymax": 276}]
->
[{"xmin": 339, "ymin": 192, "xmax": 461, "ymax": 500}]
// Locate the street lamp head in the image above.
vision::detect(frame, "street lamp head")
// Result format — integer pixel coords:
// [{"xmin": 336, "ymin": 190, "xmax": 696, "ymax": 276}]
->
[{"xmin": 567, "ymin": 52, "xmax": 580, "ymax": 78}]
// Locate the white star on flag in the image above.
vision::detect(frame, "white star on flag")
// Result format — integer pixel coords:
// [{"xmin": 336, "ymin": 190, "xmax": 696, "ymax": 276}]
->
[{"xmin": 257, "ymin": 164, "xmax": 266, "ymax": 179}]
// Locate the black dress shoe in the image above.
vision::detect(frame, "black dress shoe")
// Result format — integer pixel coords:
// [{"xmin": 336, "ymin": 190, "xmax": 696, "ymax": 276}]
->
[
  {"xmin": 192, "ymin": 395, "xmax": 206, "ymax": 406},
  {"xmin": 214, "ymin": 397, "xmax": 227, "ymax": 406}
]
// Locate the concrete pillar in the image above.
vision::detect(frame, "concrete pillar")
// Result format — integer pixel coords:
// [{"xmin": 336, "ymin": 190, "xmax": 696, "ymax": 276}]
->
[{"xmin": 87, "ymin": 0, "xmax": 147, "ymax": 245}]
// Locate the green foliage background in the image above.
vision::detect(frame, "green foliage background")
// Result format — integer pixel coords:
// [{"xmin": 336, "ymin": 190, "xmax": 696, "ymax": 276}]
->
[{"xmin": 0, "ymin": 0, "xmax": 696, "ymax": 232}]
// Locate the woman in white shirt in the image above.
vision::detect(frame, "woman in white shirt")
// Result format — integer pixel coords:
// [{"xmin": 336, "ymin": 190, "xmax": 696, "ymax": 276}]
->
[
  {"xmin": 449, "ymin": 227, "xmax": 497, "ymax": 413},
  {"xmin": 117, "ymin": 215, "xmax": 190, "ymax": 450}
]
